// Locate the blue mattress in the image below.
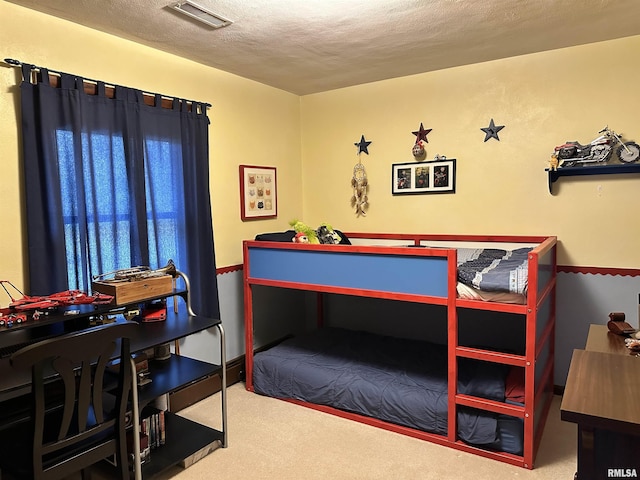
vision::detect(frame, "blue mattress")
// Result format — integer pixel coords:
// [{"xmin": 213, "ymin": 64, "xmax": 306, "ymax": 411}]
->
[{"xmin": 253, "ymin": 328, "xmax": 523, "ymax": 454}]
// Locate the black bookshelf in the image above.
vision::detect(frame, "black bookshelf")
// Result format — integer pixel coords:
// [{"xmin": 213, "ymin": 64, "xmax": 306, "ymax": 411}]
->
[{"xmin": 0, "ymin": 277, "xmax": 227, "ymax": 479}]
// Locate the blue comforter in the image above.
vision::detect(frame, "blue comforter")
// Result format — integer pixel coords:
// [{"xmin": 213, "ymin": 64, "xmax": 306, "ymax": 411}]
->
[
  {"xmin": 253, "ymin": 328, "xmax": 508, "ymax": 446},
  {"xmin": 457, "ymin": 247, "xmax": 532, "ymax": 295}
]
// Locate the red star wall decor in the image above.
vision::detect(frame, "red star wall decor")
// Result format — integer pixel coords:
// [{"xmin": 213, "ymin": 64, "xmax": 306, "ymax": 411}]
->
[{"xmin": 412, "ymin": 123, "xmax": 432, "ymax": 143}]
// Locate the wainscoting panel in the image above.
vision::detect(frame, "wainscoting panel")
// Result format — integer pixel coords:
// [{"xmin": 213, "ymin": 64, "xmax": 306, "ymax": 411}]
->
[{"xmin": 556, "ymin": 268, "xmax": 640, "ymax": 385}]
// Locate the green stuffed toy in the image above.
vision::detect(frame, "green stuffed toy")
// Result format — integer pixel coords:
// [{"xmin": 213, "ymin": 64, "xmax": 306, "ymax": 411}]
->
[{"xmin": 289, "ymin": 219, "xmax": 319, "ymax": 244}]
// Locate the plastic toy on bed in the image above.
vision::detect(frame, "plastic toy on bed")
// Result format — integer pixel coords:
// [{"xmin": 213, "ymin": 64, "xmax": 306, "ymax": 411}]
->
[
  {"xmin": 288, "ymin": 220, "xmax": 346, "ymax": 245},
  {"xmin": 292, "ymin": 232, "xmax": 309, "ymax": 243},
  {"xmin": 254, "ymin": 221, "xmax": 351, "ymax": 245},
  {"xmin": 290, "ymin": 220, "xmax": 319, "ymax": 244},
  {"xmin": 316, "ymin": 224, "xmax": 342, "ymax": 244}
]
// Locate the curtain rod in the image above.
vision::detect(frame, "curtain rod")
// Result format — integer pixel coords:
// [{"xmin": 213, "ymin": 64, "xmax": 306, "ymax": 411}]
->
[{"xmin": 3, "ymin": 57, "xmax": 212, "ymax": 108}]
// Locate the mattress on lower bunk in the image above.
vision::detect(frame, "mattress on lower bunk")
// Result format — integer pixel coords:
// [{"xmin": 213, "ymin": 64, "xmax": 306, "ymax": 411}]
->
[{"xmin": 253, "ymin": 328, "xmax": 524, "ymax": 454}]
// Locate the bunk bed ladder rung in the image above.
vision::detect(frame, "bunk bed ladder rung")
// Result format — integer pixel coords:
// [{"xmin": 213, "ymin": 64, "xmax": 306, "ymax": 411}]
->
[
  {"xmin": 455, "ymin": 394, "xmax": 526, "ymax": 418},
  {"xmin": 455, "ymin": 346, "xmax": 526, "ymax": 366},
  {"xmin": 456, "ymin": 298, "xmax": 527, "ymax": 314}
]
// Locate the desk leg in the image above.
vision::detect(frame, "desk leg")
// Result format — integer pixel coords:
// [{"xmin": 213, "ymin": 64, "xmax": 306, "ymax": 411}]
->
[
  {"xmin": 130, "ymin": 358, "xmax": 142, "ymax": 480},
  {"xmin": 216, "ymin": 323, "xmax": 228, "ymax": 448},
  {"xmin": 577, "ymin": 426, "xmax": 595, "ymax": 480},
  {"xmin": 577, "ymin": 426, "xmax": 640, "ymax": 479}
]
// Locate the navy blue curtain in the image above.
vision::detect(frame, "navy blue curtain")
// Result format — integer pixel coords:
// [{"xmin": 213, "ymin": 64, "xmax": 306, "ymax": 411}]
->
[{"xmin": 19, "ymin": 63, "xmax": 220, "ymax": 319}]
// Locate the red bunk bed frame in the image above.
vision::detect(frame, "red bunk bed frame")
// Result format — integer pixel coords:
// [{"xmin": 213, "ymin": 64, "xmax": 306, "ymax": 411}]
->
[{"xmin": 243, "ymin": 232, "xmax": 557, "ymax": 469}]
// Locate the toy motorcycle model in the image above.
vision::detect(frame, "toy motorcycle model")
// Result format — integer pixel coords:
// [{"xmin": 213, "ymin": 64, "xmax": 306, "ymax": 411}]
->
[{"xmin": 554, "ymin": 126, "xmax": 640, "ymax": 167}]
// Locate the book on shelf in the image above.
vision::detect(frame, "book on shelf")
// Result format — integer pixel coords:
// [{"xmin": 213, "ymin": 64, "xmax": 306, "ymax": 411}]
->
[
  {"xmin": 106, "ymin": 431, "xmax": 149, "ymax": 470},
  {"xmin": 140, "ymin": 407, "xmax": 166, "ymax": 450}
]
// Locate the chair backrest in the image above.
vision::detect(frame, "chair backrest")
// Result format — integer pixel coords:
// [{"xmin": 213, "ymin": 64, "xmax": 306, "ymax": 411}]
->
[{"xmin": 10, "ymin": 321, "xmax": 138, "ymax": 480}]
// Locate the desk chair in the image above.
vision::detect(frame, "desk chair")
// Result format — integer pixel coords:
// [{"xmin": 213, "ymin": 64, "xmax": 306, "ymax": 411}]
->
[{"xmin": 0, "ymin": 322, "xmax": 138, "ymax": 480}]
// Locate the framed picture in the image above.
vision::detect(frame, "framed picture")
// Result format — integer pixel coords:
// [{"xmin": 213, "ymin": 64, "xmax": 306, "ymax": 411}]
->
[
  {"xmin": 391, "ymin": 158, "xmax": 456, "ymax": 195},
  {"xmin": 239, "ymin": 165, "xmax": 277, "ymax": 220}
]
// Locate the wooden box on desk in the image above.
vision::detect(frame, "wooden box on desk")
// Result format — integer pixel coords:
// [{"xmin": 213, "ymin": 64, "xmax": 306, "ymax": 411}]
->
[{"xmin": 92, "ymin": 275, "xmax": 173, "ymax": 306}]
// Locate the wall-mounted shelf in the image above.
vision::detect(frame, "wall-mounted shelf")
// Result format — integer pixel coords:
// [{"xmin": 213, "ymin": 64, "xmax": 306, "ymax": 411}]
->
[{"xmin": 546, "ymin": 163, "xmax": 640, "ymax": 194}]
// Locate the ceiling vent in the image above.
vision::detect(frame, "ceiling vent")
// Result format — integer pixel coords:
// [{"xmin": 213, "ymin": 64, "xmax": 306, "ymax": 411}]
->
[{"xmin": 171, "ymin": 1, "xmax": 233, "ymax": 29}]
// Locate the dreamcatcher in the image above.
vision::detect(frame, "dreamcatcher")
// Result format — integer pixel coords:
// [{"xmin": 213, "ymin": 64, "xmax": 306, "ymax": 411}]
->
[{"xmin": 351, "ymin": 135, "xmax": 370, "ymax": 217}]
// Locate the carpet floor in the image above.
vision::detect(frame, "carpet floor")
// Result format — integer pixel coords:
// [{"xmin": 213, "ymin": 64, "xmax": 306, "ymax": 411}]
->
[{"xmin": 147, "ymin": 383, "xmax": 577, "ymax": 480}]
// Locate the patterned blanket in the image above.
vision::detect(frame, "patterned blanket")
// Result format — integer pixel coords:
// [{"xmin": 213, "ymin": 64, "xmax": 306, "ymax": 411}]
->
[{"xmin": 457, "ymin": 247, "xmax": 532, "ymax": 295}]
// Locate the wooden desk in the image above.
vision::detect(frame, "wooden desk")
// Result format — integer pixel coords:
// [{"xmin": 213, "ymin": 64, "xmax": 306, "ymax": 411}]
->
[
  {"xmin": 585, "ymin": 324, "xmax": 629, "ymax": 355},
  {"xmin": 561, "ymin": 337, "xmax": 640, "ymax": 479},
  {"xmin": 0, "ymin": 299, "xmax": 227, "ymax": 479}
]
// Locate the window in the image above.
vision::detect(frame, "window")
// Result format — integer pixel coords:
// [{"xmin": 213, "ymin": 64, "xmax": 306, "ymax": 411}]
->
[{"xmin": 20, "ymin": 64, "xmax": 219, "ymax": 316}]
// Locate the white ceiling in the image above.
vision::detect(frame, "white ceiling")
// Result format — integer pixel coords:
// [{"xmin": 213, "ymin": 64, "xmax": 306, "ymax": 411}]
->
[{"xmin": 7, "ymin": 0, "xmax": 640, "ymax": 95}]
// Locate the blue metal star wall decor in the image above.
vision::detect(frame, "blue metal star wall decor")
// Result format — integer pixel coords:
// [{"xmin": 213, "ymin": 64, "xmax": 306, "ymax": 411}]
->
[
  {"xmin": 355, "ymin": 135, "xmax": 372, "ymax": 154},
  {"xmin": 481, "ymin": 118, "xmax": 505, "ymax": 142},
  {"xmin": 412, "ymin": 123, "xmax": 432, "ymax": 143}
]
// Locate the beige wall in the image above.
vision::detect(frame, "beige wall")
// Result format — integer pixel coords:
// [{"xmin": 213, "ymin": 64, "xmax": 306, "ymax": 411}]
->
[
  {"xmin": 2, "ymin": 2, "xmax": 640, "ymax": 294},
  {"xmin": 301, "ymin": 36, "xmax": 640, "ymax": 267},
  {"xmin": 0, "ymin": 2, "xmax": 302, "ymax": 290}
]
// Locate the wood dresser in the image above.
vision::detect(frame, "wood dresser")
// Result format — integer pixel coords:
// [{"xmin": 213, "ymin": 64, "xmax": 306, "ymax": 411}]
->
[{"xmin": 561, "ymin": 324, "xmax": 640, "ymax": 480}]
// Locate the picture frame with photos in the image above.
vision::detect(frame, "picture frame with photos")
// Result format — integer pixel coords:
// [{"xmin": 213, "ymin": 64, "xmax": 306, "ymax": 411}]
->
[
  {"xmin": 391, "ymin": 158, "xmax": 456, "ymax": 195},
  {"xmin": 239, "ymin": 165, "xmax": 277, "ymax": 220}
]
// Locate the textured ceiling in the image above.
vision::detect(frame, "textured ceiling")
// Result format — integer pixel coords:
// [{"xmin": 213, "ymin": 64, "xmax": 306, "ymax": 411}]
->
[{"xmin": 7, "ymin": 0, "xmax": 640, "ymax": 95}]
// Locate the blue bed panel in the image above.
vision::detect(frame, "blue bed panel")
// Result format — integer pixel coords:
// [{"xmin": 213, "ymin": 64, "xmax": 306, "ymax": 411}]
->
[
  {"xmin": 536, "ymin": 294, "xmax": 552, "ymax": 344},
  {"xmin": 247, "ymin": 247, "xmax": 449, "ymax": 297},
  {"xmin": 536, "ymin": 245, "xmax": 556, "ymax": 295}
]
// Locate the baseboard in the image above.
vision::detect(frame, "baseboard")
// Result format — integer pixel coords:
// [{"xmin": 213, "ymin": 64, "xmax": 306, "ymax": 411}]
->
[
  {"xmin": 167, "ymin": 336, "xmax": 329, "ymax": 410},
  {"xmin": 226, "ymin": 357, "xmax": 245, "ymax": 385}
]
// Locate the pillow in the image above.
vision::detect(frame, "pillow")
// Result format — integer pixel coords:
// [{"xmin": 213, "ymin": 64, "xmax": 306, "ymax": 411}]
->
[{"xmin": 254, "ymin": 230, "xmax": 296, "ymax": 242}]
